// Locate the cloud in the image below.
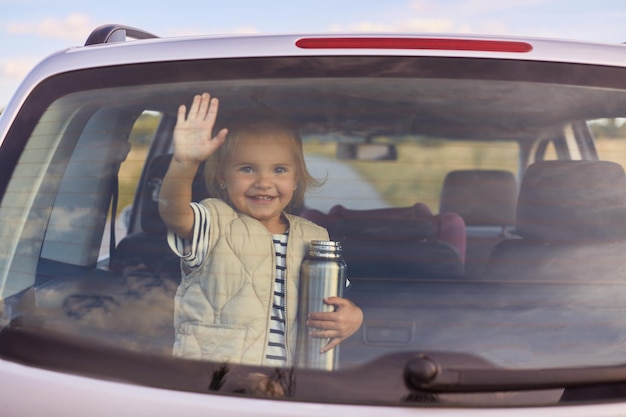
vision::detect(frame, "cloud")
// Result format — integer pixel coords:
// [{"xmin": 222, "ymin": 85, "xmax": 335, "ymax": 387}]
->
[
  {"xmin": 6, "ymin": 13, "xmax": 94, "ymax": 42},
  {"xmin": 165, "ymin": 25, "xmax": 260, "ymax": 38},
  {"xmin": 408, "ymin": 0, "xmax": 440, "ymax": 13},
  {"xmin": 327, "ymin": 17, "xmax": 493, "ymax": 35},
  {"xmin": 328, "ymin": 17, "xmax": 456, "ymax": 33},
  {"xmin": 328, "ymin": 0, "xmax": 517, "ymax": 35},
  {"xmin": 410, "ymin": 0, "xmax": 547, "ymax": 14},
  {"xmin": 230, "ymin": 26, "xmax": 260, "ymax": 35},
  {"xmin": 1, "ymin": 57, "xmax": 37, "ymax": 80}
]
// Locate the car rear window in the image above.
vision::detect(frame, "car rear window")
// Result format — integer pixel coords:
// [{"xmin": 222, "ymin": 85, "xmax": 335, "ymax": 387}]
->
[{"xmin": 2, "ymin": 55, "xmax": 626, "ymax": 406}]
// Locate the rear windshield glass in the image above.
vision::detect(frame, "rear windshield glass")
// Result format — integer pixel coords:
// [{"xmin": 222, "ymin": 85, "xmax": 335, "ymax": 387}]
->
[{"xmin": 2, "ymin": 56, "xmax": 626, "ymax": 406}]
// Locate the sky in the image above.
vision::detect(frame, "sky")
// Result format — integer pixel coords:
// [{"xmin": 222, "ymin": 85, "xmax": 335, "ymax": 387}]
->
[{"xmin": 1, "ymin": 0, "xmax": 626, "ymax": 107}]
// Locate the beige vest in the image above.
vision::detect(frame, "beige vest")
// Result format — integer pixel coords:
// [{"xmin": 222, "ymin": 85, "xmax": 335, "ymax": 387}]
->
[{"xmin": 172, "ymin": 199, "xmax": 329, "ymax": 365}]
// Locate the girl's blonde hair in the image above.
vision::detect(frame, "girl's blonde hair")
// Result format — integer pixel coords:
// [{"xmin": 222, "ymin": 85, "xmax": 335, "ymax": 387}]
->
[{"xmin": 204, "ymin": 109, "xmax": 321, "ymax": 213}]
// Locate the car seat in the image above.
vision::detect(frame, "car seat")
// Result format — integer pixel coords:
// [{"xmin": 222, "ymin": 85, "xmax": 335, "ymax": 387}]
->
[
  {"xmin": 483, "ymin": 160, "xmax": 626, "ymax": 281},
  {"xmin": 301, "ymin": 203, "xmax": 466, "ymax": 279},
  {"xmin": 439, "ymin": 169, "xmax": 518, "ymax": 278},
  {"xmin": 440, "ymin": 170, "xmax": 517, "ymax": 230},
  {"xmin": 110, "ymin": 154, "xmax": 208, "ymax": 274}
]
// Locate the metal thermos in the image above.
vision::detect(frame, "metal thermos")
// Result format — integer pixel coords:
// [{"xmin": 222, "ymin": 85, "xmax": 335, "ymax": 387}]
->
[{"xmin": 296, "ymin": 240, "xmax": 347, "ymax": 370}]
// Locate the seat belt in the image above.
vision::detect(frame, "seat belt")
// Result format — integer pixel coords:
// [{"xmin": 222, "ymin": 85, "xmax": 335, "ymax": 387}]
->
[{"xmin": 109, "ymin": 170, "xmax": 119, "ymax": 267}]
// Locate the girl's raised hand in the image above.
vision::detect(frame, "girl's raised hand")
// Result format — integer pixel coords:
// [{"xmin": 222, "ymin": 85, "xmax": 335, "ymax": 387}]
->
[{"xmin": 173, "ymin": 92, "xmax": 228, "ymax": 165}]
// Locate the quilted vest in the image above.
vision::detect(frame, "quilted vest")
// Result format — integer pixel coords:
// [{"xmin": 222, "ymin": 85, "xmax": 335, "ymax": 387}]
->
[{"xmin": 172, "ymin": 198, "xmax": 329, "ymax": 366}]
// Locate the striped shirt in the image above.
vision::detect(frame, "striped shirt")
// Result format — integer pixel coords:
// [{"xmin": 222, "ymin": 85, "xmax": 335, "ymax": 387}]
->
[{"xmin": 265, "ymin": 232, "xmax": 289, "ymax": 365}]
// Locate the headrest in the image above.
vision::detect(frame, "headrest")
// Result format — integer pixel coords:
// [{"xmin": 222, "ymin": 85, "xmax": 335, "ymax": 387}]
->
[
  {"xmin": 516, "ymin": 160, "xmax": 626, "ymax": 241},
  {"xmin": 329, "ymin": 203, "xmax": 432, "ymax": 218},
  {"xmin": 141, "ymin": 154, "xmax": 208, "ymax": 234},
  {"xmin": 332, "ymin": 217, "xmax": 435, "ymax": 241},
  {"xmin": 298, "ymin": 208, "xmax": 335, "ymax": 230},
  {"xmin": 439, "ymin": 170, "xmax": 517, "ymax": 226},
  {"xmin": 300, "ymin": 203, "xmax": 435, "ymax": 240}
]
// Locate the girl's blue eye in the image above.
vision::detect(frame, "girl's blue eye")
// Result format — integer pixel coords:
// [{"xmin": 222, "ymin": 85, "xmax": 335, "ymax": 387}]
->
[
  {"xmin": 275, "ymin": 167, "xmax": 287, "ymax": 174},
  {"xmin": 240, "ymin": 166, "xmax": 254, "ymax": 173}
]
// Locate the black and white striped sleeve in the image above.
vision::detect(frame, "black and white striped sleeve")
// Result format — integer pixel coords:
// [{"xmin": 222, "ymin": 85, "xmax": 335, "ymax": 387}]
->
[{"xmin": 166, "ymin": 202, "xmax": 211, "ymax": 269}]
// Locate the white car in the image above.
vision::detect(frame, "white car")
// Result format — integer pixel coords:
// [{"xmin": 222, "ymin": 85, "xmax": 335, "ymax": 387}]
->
[{"xmin": 3, "ymin": 24, "xmax": 626, "ymax": 415}]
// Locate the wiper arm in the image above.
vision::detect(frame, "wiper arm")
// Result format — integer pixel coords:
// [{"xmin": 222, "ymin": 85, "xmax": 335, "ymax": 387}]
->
[{"xmin": 404, "ymin": 352, "xmax": 626, "ymax": 393}]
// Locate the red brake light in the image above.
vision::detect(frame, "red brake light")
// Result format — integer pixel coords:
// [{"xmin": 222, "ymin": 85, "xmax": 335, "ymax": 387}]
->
[{"xmin": 295, "ymin": 37, "xmax": 533, "ymax": 53}]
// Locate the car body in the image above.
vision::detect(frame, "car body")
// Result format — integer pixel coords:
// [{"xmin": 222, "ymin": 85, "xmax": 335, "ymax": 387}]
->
[{"xmin": 3, "ymin": 24, "xmax": 626, "ymax": 415}]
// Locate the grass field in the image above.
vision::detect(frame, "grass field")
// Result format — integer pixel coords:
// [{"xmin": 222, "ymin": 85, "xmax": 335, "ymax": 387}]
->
[
  {"xmin": 595, "ymin": 136, "xmax": 626, "ymax": 167},
  {"xmin": 304, "ymin": 139, "xmax": 519, "ymax": 210}
]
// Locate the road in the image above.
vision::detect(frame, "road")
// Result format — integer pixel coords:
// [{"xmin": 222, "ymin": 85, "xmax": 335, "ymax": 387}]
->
[{"xmin": 304, "ymin": 155, "xmax": 388, "ymax": 212}]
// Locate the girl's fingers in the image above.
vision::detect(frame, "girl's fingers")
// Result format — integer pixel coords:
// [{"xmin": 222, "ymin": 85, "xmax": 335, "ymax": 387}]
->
[
  {"xmin": 177, "ymin": 104, "xmax": 187, "ymax": 122},
  {"xmin": 309, "ymin": 327, "xmax": 344, "ymax": 353},
  {"xmin": 187, "ymin": 94, "xmax": 201, "ymax": 119},
  {"xmin": 197, "ymin": 93, "xmax": 211, "ymax": 120},
  {"xmin": 213, "ymin": 128, "xmax": 229, "ymax": 144},
  {"xmin": 205, "ymin": 97, "xmax": 219, "ymax": 122},
  {"xmin": 178, "ymin": 93, "xmax": 218, "ymax": 124},
  {"xmin": 323, "ymin": 296, "xmax": 352, "ymax": 309},
  {"xmin": 321, "ymin": 338, "xmax": 341, "ymax": 353},
  {"xmin": 309, "ymin": 329, "xmax": 338, "ymax": 338},
  {"xmin": 306, "ymin": 313, "xmax": 337, "ymax": 329}
]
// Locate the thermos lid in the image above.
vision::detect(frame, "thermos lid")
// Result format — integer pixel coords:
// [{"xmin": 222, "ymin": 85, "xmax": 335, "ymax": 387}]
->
[
  {"xmin": 308, "ymin": 240, "xmax": 343, "ymax": 257},
  {"xmin": 310, "ymin": 240, "xmax": 342, "ymax": 250}
]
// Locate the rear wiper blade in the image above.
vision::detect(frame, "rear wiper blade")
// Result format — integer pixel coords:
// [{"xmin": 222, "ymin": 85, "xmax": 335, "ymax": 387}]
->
[{"xmin": 404, "ymin": 352, "xmax": 626, "ymax": 393}]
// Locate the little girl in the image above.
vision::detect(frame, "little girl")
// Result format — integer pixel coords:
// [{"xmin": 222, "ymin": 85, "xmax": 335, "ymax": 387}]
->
[{"xmin": 159, "ymin": 92, "xmax": 362, "ymax": 367}]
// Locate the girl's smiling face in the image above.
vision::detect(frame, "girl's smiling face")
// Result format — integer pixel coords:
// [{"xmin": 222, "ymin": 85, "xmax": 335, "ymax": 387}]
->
[{"xmin": 219, "ymin": 132, "xmax": 298, "ymax": 233}]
